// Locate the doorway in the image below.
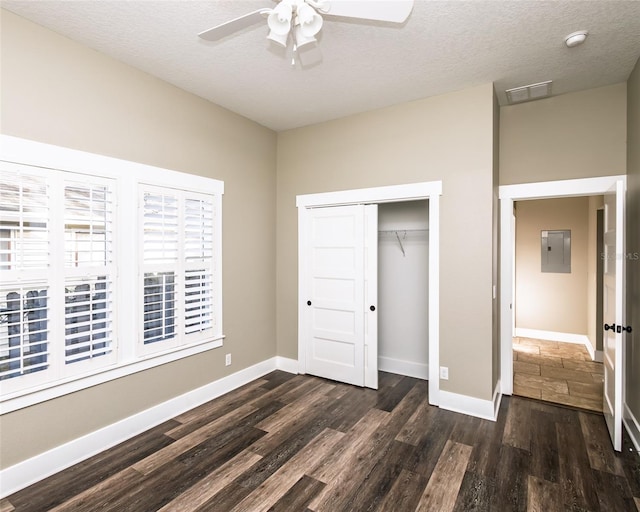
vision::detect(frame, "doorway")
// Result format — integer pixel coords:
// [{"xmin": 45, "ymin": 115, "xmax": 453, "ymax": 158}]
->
[
  {"xmin": 297, "ymin": 181, "xmax": 441, "ymax": 405},
  {"xmin": 511, "ymin": 196, "xmax": 604, "ymax": 411},
  {"xmin": 500, "ymin": 175, "xmax": 627, "ymax": 450}
]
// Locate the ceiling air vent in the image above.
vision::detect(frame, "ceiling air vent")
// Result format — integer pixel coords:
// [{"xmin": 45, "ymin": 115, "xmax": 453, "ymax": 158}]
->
[{"xmin": 505, "ymin": 80, "xmax": 552, "ymax": 105}]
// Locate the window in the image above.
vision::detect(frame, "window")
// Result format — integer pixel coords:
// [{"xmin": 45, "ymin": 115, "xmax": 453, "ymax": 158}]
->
[
  {"xmin": 0, "ymin": 136, "xmax": 224, "ymax": 410},
  {"xmin": 139, "ymin": 188, "xmax": 217, "ymax": 354}
]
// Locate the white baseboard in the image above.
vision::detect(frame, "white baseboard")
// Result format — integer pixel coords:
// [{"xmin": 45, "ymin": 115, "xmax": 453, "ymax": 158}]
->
[
  {"xmin": 515, "ymin": 328, "xmax": 595, "ymax": 359},
  {"xmin": 378, "ymin": 356, "xmax": 428, "ymax": 380},
  {"xmin": 1, "ymin": 356, "xmax": 296, "ymax": 498},
  {"xmin": 439, "ymin": 380, "xmax": 501, "ymax": 422},
  {"xmin": 275, "ymin": 356, "xmax": 299, "ymax": 374},
  {"xmin": 623, "ymin": 402, "xmax": 640, "ymax": 453}
]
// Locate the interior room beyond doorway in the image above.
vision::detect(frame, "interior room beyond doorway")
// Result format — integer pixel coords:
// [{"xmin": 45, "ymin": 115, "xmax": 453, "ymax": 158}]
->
[{"xmin": 512, "ymin": 196, "xmax": 604, "ymax": 411}]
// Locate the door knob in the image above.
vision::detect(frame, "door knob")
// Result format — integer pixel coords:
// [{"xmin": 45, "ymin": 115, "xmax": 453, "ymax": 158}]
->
[
  {"xmin": 307, "ymin": 300, "xmax": 312, "ymax": 306},
  {"xmin": 604, "ymin": 323, "xmax": 633, "ymax": 333},
  {"xmin": 370, "ymin": 305, "xmax": 376, "ymax": 312}
]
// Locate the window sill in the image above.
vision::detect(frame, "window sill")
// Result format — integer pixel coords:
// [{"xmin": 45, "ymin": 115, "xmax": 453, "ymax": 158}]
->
[{"xmin": 0, "ymin": 335, "xmax": 225, "ymax": 414}]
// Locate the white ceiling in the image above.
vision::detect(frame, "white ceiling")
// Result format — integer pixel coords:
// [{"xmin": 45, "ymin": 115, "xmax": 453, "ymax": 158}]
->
[{"xmin": 2, "ymin": 0, "xmax": 640, "ymax": 131}]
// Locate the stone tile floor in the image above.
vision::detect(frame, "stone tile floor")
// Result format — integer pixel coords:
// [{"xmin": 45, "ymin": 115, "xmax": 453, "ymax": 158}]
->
[{"xmin": 513, "ymin": 337, "xmax": 604, "ymax": 412}]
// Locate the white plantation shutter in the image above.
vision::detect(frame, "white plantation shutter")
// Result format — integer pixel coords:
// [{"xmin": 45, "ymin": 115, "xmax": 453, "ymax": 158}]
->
[
  {"xmin": 184, "ymin": 269, "xmax": 214, "ymax": 335},
  {"xmin": 63, "ymin": 180, "xmax": 115, "ymax": 370},
  {"xmin": 184, "ymin": 197, "xmax": 215, "ymax": 338},
  {"xmin": 143, "ymin": 191, "xmax": 179, "ymax": 263},
  {"xmin": 141, "ymin": 188, "xmax": 179, "ymax": 348},
  {"xmin": 0, "ymin": 167, "xmax": 51, "ymax": 385},
  {"xmin": 142, "ymin": 271, "xmax": 176, "ymax": 344},
  {"xmin": 0, "ymin": 282, "xmax": 50, "ymax": 381},
  {"xmin": 64, "ymin": 183, "xmax": 113, "ymax": 267},
  {"xmin": 0, "ymin": 170, "xmax": 49, "ymax": 271},
  {"xmin": 64, "ymin": 276, "xmax": 113, "ymax": 363}
]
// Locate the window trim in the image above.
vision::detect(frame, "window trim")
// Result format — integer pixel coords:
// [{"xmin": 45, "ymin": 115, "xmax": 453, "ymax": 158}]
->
[{"xmin": 0, "ymin": 135, "xmax": 224, "ymax": 414}]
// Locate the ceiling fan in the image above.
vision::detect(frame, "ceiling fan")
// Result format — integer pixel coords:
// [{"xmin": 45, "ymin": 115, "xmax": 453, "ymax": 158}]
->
[{"xmin": 198, "ymin": 0, "xmax": 414, "ymax": 50}]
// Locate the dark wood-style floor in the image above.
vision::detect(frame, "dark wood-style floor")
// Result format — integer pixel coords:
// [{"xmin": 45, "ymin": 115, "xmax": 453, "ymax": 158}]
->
[{"xmin": 3, "ymin": 371, "xmax": 640, "ymax": 512}]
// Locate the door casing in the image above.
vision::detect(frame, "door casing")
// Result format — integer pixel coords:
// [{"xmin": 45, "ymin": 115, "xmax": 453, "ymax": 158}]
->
[
  {"xmin": 499, "ymin": 177, "xmax": 627, "ymax": 426},
  {"xmin": 297, "ymin": 181, "xmax": 442, "ymax": 404}
]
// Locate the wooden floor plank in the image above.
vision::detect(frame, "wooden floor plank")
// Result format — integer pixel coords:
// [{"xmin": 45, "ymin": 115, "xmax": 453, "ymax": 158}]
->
[
  {"xmin": 231, "ymin": 428, "xmax": 344, "ymax": 512},
  {"xmin": 48, "ymin": 468, "xmax": 143, "ymax": 512},
  {"xmin": 503, "ymin": 396, "xmax": 532, "ymax": 451},
  {"xmin": 592, "ymin": 468, "xmax": 637, "ymax": 511},
  {"xmin": 556, "ymin": 420, "xmax": 601, "ymax": 510},
  {"xmin": 255, "ymin": 382, "xmax": 334, "ymax": 433},
  {"xmin": 490, "ymin": 444, "xmax": 531, "ymax": 511},
  {"xmin": 166, "ymin": 379, "xmax": 268, "ymax": 439},
  {"xmin": 415, "ymin": 440, "xmax": 473, "ymax": 512},
  {"xmin": 132, "ymin": 403, "xmax": 257, "ymax": 475},
  {"xmin": 375, "ymin": 468, "xmax": 427, "ymax": 512},
  {"xmin": 308, "ymin": 408, "xmax": 389, "ymax": 484},
  {"xmin": 579, "ymin": 411, "xmax": 625, "ymax": 476},
  {"xmin": 404, "ymin": 407, "xmax": 457, "ymax": 479},
  {"xmin": 267, "ymin": 475, "xmax": 325, "ymax": 512},
  {"xmin": 526, "ymin": 475, "xmax": 563, "ymax": 512},
  {"xmin": 452, "ymin": 470, "xmax": 493, "ymax": 511},
  {"xmin": 0, "ymin": 500, "xmax": 15, "ymax": 512},
  {"xmin": 395, "ymin": 394, "xmax": 435, "ymax": 446},
  {"xmin": 529, "ymin": 408, "xmax": 559, "ymax": 483},
  {"xmin": 157, "ymin": 450, "xmax": 262, "ymax": 512}
]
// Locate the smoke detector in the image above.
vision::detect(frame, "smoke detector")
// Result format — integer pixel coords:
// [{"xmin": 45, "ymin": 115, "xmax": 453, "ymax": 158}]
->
[{"xmin": 565, "ymin": 31, "xmax": 588, "ymax": 48}]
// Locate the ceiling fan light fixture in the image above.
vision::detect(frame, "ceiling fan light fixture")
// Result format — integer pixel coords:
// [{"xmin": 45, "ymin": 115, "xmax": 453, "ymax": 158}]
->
[
  {"xmin": 297, "ymin": 2, "xmax": 323, "ymax": 37},
  {"xmin": 294, "ymin": 23, "xmax": 317, "ymax": 48},
  {"xmin": 267, "ymin": 29, "xmax": 289, "ymax": 47},
  {"xmin": 267, "ymin": 2, "xmax": 293, "ymax": 36}
]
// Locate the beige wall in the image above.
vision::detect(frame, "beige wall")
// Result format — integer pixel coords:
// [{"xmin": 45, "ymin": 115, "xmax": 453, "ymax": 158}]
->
[
  {"xmin": 277, "ymin": 83, "xmax": 497, "ymax": 400},
  {"xmin": 515, "ymin": 197, "xmax": 590, "ymax": 335},
  {"xmin": 0, "ymin": 11, "xmax": 278, "ymax": 468},
  {"xmin": 500, "ymin": 83, "xmax": 627, "ymax": 185},
  {"xmin": 627, "ymin": 57, "xmax": 640, "ymax": 423}
]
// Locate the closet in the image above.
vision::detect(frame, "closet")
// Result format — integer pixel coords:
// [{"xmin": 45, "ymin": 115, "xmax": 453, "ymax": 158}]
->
[
  {"xmin": 378, "ymin": 201, "xmax": 429, "ymax": 380},
  {"xmin": 299, "ymin": 199, "xmax": 429, "ymax": 389}
]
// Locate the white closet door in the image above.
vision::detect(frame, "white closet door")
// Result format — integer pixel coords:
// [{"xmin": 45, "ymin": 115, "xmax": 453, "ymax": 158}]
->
[
  {"xmin": 303, "ymin": 204, "xmax": 377, "ymax": 387},
  {"xmin": 603, "ymin": 179, "xmax": 625, "ymax": 451},
  {"xmin": 364, "ymin": 205, "xmax": 378, "ymax": 389}
]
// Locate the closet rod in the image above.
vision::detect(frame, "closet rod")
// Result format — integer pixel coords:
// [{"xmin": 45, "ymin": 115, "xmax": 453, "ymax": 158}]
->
[{"xmin": 378, "ymin": 228, "xmax": 428, "ymax": 234}]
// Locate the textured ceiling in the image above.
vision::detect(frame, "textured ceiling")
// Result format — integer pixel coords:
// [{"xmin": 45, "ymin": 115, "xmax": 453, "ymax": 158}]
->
[{"xmin": 2, "ymin": 0, "xmax": 640, "ymax": 131}]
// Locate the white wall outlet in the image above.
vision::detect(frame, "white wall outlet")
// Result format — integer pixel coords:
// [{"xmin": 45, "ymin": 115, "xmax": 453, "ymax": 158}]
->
[
  {"xmin": 225, "ymin": 354, "xmax": 231, "ymax": 366},
  {"xmin": 439, "ymin": 366, "xmax": 449, "ymax": 380}
]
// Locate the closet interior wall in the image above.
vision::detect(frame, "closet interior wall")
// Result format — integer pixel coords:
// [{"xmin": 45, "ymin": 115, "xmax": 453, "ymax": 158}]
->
[{"xmin": 378, "ymin": 200, "xmax": 429, "ymax": 379}]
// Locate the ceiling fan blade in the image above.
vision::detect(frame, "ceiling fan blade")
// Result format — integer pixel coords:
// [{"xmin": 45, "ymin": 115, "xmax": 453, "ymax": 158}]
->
[
  {"xmin": 198, "ymin": 8, "xmax": 271, "ymax": 41},
  {"xmin": 319, "ymin": 0, "xmax": 414, "ymax": 23}
]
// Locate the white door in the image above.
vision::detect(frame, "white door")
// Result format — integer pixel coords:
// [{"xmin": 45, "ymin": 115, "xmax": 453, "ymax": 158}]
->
[
  {"xmin": 303, "ymin": 204, "xmax": 378, "ymax": 388},
  {"xmin": 603, "ymin": 179, "xmax": 625, "ymax": 451},
  {"xmin": 364, "ymin": 205, "xmax": 378, "ymax": 389}
]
